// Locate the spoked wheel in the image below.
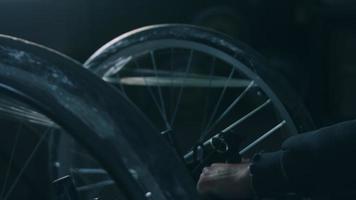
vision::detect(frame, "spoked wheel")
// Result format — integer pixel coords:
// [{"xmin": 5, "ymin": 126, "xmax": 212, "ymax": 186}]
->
[
  {"xmin": 85, "ymin": 24, "xmax": 314, "ymax": 177},
  {"xmin": 0, "ymin": 35, "xmax": 198, "ymax": 200}
]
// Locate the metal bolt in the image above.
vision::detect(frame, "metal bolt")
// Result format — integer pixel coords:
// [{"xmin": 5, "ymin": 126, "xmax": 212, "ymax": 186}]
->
[
  {"xmin": 129, "ymin": 169, "xmax": 139, "ymax": 179},
  {"xmin": 54, "ymin": 162, "xmax": 60, "ymax": 167},
  {"xmin": 145, "ymin": 192, "xmax": 152, "ymax": 198}
]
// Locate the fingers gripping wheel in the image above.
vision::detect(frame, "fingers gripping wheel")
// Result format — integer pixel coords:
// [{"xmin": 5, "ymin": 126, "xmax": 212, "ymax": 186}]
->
[
  {"xmin": 0, "ymin": 35, "xmax": 198, "ymax": 200},
  {"xmin": 85, "ymin": 24, "xmax": 314, "ymax": 177}
]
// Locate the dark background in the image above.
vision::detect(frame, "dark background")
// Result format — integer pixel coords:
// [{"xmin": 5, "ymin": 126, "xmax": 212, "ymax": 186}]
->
[{"xmin": 1, "ymin": 0, "xmax": 356, "ymax": 128}]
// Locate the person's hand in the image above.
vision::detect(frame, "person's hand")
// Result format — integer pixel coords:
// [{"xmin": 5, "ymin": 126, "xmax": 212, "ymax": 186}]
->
[{"xmin": 197, "ymin": 163, "xmax": 255, "ymax": 199}]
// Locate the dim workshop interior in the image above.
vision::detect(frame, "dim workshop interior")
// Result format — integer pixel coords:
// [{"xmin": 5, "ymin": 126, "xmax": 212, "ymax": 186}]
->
[{"xmin": 0, "ymin": 0, "xmax": 356, "ymax": 199}]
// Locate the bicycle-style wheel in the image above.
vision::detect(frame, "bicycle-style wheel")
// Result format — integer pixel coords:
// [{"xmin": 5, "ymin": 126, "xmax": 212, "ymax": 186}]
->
[
  {"xmin": 0, "ymin": 34, "xmax": 197, "ymax": 200},
  {"xmin": 85, "ymin": 24, "xmax": 314, "ymax": 175}
]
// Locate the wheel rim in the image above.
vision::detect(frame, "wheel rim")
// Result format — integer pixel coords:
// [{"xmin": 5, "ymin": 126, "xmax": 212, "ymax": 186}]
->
[
  {"xmin": 85, "ymin": 26, "xmax": 299, "ymax": 177},
  {"xmin": 0, "ymin": 34, "xmax": 198, "ymax": 200}
]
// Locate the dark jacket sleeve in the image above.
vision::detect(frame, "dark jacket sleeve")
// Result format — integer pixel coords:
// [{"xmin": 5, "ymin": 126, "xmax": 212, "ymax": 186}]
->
[{"xmin": 250, "ymin": 120, "xmax": 356, "ymax": 197}]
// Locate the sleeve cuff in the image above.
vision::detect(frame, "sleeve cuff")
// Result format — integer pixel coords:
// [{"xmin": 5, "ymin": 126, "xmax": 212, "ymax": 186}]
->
[{"xmin": 249, "ymin": 151, "xmax": 292, "ymax": 197}]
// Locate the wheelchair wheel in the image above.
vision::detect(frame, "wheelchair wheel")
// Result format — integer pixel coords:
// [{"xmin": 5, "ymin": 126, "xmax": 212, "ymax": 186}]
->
[
  {"xmin": 0, "ymin": 35, "xmax": 197, "ymax": 200},
  {"xmin": 85, "ymin": 24, "xmax": 314, "ymax": 175}
]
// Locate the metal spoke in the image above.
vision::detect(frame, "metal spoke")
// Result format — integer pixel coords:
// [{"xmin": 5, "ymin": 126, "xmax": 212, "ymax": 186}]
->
[
  {"xmin": 0, "ymin": 99, "xmax": 57, "ymax": 127},
  {"xmin": 169, "ymin": 48, "xmax": 175, "ymax": 126},
  {"xmin": 201, "ymin": 68, "xmax": 235, "ymax": 139},
  {"xmin": 239, "ymin": 120, "xmax": 286, "ymax": 155},
  {"xmin": 0, "ymin": 124, "xmax": 23, "ymax": 198},
  {"xmin": 202, "ymin": 81, "xmax": 255, "ymax": 138},
  {"xmin": 106, "ymin": 68, "xmax": 250, "ymax": 83},
  {"xmin": 164, "ymin": 48, "xmax": 176, "ymax": 144},
  {"xmin": 150, "ymin": 51, "xmax": 170, "ymax": 129},
  {"xmin": 184, "ymin": 120, "xmax": 286, "ymax": 168},
  {"xmin": 116, "ymin": 76, "xmax": 250, "ymax": 87},
  {"xmin": 144, "ymin": 79, "xmax": 171, "ymax": 129},
  {"xmin": 3, "ymin": 128, "xmax": 53, "ymax": 200},
  {"xmin": 190, "ymin": 99, "xmax": 271, "ymax": 152},
  {"xmin": 77, "ymin": 180, "xmax": 115, "ymax": 192},
  {"xmin": 170, "ymin": 50, "xmax": 194, "ymax": 126},
  {"xmin": 200, "ymin": 57, "xmax": 217, "ymax": 132},
  {"xmin": 221, "ymin": 99, "xmax": 271, "ymax": 134},
  {"xmin": 169, "ymin": 48, "xmax": 174, "ymax": 108},
  {"xmin": 134, "ymin": 60, "xmax": 170, "ymax": 129},
  {"xmin": 70, "ymin": 168, "xmax": 108, "ymax": 175}
]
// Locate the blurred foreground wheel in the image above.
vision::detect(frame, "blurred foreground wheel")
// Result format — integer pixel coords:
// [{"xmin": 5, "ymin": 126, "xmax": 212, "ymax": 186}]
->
[{"xmin": 0, "ymin": 35, "xmax": 197, "ymax": 200}]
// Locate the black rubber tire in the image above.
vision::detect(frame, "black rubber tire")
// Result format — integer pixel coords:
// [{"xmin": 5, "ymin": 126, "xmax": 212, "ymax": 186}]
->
[
  {"xmin": 85, "ymin": 24, "xmax": 314, "ymax": 133},
  {"xmin": 0, "ymin": 34, "xmax": 198, "ymax": 200}
]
